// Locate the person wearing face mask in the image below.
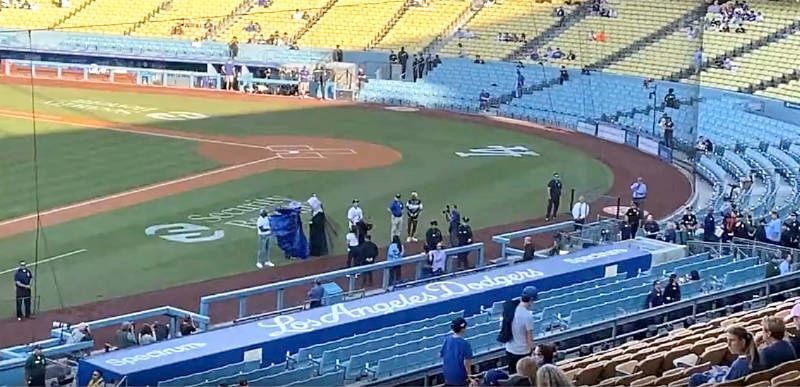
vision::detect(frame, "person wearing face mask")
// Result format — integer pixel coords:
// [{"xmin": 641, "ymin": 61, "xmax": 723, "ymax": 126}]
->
[{"xmin": 545, "ymin": 173, "xmax": 562, "ymax": 221}]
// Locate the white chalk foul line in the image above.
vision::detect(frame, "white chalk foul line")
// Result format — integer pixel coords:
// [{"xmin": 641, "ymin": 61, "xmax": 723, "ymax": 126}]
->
[
  {"xmin": 0, "ymin": 249, "xmax": 87, "ymax": 275},
  {"xmin": 0, "ymin": 156, "xmax": 281, "ymax": 228},
  {"xmin": 0, "ymin": 111, "xmax": 268, "ymax": 150}
]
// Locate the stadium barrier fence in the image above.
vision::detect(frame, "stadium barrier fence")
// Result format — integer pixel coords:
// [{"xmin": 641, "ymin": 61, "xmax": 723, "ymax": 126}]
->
[{"xmin": 198, "ymin": 243, "xmax": 486, "ymax": 319}]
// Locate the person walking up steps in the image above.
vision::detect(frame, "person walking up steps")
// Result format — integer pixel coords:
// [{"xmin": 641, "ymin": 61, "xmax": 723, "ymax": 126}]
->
[
  {"xmin": 406, "ymin": 192, "xmax": 423, "ymax": 242},
  {"xmin": 256, "ymin": 209, "xmax": 274, "ymax": 268}
]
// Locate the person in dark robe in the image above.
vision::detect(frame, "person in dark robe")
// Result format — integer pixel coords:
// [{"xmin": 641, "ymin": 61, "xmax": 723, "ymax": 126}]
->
[{"xmin": 307, "ymin": 194, "xmax": 328, "ymax": 256}]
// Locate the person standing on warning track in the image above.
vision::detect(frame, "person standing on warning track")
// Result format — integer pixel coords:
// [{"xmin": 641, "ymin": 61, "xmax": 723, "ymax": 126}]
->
[
  {"xmin": 545, "ymin": 173, "xmax": 562, "ymax": 221},
  {"xmin": 406, "ymin": 192, "xmax": 423, "ymax": 242},
  {"xmin": 388, "ymin": 194, "xmax": 404, "ymax": 240},
  {"xmin": 256, "ymin": 209, "xmax": 274, "ymax": 268},
  {"xmin": 15, "ymin": 260, "xmax": 33, "ymax": 321}
]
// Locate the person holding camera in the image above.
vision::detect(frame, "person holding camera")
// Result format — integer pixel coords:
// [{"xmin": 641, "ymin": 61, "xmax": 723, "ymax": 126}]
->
[
  {"xmin": 445, "ymin": 204, "xmax": 461, "ymax": 247},
  {"xmin": 425, "ymin": 220, "xmax": 443, "ymax": 251},
  {"xmin": 116, "ymin": 322, "xmax": 137, "ymax": 349},
  {"xmin": 25, "ymin": 346, "xmax": 46, "ymax": 387}
]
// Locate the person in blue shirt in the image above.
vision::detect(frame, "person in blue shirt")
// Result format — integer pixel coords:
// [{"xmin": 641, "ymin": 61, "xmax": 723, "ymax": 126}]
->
[
  {"xmin": 307, "ymin": 279, "xmax": 325, "ymax": 308},
  {"xmin": 766, "ymin": 211, "xmax": 783, "ymax": 244},
  {"xmin": 441, "ymin": 317, "xmax": 473, "ymax": 386},
  {"xmin": 630, "ymin": 177, "xmax": 647, "ymax": 209},
  {"xmin": 388, "ymin": 194, "xmax": 404, "ymax": 240},
  {"xmin": 387, "ymin": 235, "xmax": 404, "ymax": 285},
  {"xmin": 758, "ymin": 316, "xmax": 797, "ymax": 370},
  {"xmin": 14, "ymin": 260, "xmax": 33, "ymax": 321},
  {"xmin": 689, "ymin": 326, "xmax": 759, "ymax": 386},
  {"xmin": 779, "ymin": 253, "xmax": 792, "ymax": 275}
]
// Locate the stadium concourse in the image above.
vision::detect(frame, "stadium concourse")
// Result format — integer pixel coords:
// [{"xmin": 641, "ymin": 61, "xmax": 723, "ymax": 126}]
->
[{"xmin": 2, "ymin": 0, "xmax": 800, "ymax": 385}]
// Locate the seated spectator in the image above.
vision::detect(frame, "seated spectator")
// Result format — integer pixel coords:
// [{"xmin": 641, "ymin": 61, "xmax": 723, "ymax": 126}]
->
[
  {"xmin": 530, "ymin": 50, "xmax": 541, "ymax": 61},
  {"xmin": 735, "ymin": 23, "xmax": 746, "ymax": 33},
  {"xmin": 780, "ymin": 253, "xmax": 792, "ymax": 275},
  {"xmin": 87, "ymin": 370, "xmax": 104, "ymax": 387},
  {"xmin": 433, "ymin": 54, "xmax": 442, "ymax": 68},
  {"xmin": 662, "ymin": 221, "xmax": 678, "ymax": 243},
  {"xmin": 482, "ymin": 369, "xmax": 510, "ymax": 386},
  {"xmin": 708, "ymin": 0, "xmax": 721, "ymax": 14},
  {"xmin": 581, "ymin": 66, "xmax": 591, "ymax": 75},
  {"xmin": 307, "ymin": 278, "xmax": 324, "ymax": 308},
  {"xmin": 506, "ymin": 356, "xmax": 538, "ymax": 386},
  {"xmin": 720, "ymin": 22, "xmax": 731, "ymax": 32},
  {"xmin": 554, "ymin": 6, "xmax": 564, "ymax": 17},
  {"xmin": 758, "ymin": 316, "xmax": 797, "ymax": 369},
  {"xmin": 258, "ymin": 0, "xmax": 269, "ymax": 6},
  {"xmin": 152, "ymin": 320, "xmax": 169, "ymax": 341},
  {"xmin": 643, "ymin": 215, "xmax": 660, "ymax": 238},
  {"xmin": 536, "ymin": 364, "xmax": 573, "ymax": 387},
  {"xmin": 520, "ymin": 33, "xmax": 527, "ymax": 42},
  {"xmin": 116, "ymin": 322, "xmax": 137, "ymax": 349},
  {"xmin": 664, "ymin": 88, "xmax": 679, "ymax": 109},
  {"xmin": 532, "ymin": 343, "xmax": 556, "ymax": 366},
  {"xmin": 474, "ymin": 55, "xmax": 485, "ymax": 64},
  {"xmin": 755, "ymin": 11, "xmax": 764, "ymax": 22},
  {"xmin": 566, "ymin": 50, "xmax": 576, "ymax": 61},
  {"xmin": 551, "ymin": 47, "xmax": 563, "ymax": 59},
  {"xmin": 559, "ymin": 66, "xmax": 568, "ymax": 84},
  {"xmin": 292, "ymin": 9, "xmax": 305, "ymax": 20},
  {"xmin": 521, "ymin": 236, "xmax": 535, "ymax": 262},
  {"xmin": 179, "ymin": 316, "xmax": 197, "ymax": 336},
  {"xmin": 690, "ymin": 326, "xmax": 759, "ymax": 386},
  {"xmin": 497, "ymin": 32, "xmax": 504, "ymax": 41},
  {"xmin": 65, "ymin": 323, "xmax": 92, "ymax": 344},
  {"xmin": 687, "ymin": 26, "xmax": 698, "ymax": 39},
  {"xmin": 723, "ymin": 56, "xmax": 735, "ymax": 71},
  {"xmin": 646, "ymin": 280, "xmax": 664, "ymax": 308},
  {"xmin": 511, "ymin": 33, "xmax": 519, "ymax": 42},
  {"xmin": 139, "ymin": 323, "xmax": 156, "ymax": 345},
  {"xmin": 545, "ymin": 46, "xmax": 554, "ymax": 58},
  {"xmin": 457, "ymin": 43, "xmax": 465, "ymax": 58}
]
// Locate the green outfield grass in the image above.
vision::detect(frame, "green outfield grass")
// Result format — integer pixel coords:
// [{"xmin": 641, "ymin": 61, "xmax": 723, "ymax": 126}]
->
[{"xmin": 0, "ymin": 84, "xmax": 613, "ymax": 315}]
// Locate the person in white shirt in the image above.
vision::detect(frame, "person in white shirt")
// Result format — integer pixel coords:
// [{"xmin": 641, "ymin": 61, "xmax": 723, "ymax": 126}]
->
[
  {"xmin": 346, "ymin": 225, "xmax": 360, "ymax": 272},
  {"xmin": 571, "ymin": 195, "xmax": 589, "ymax": 229},
  {"xmin": 292, "ymin": 9, "xmax": 305, "ymax": 20},
  {"xmin": 256, "ymin": 209, "xmax": 274, "ymax": 268},
  {"xmin": 347, "ymin": 199, "xmax": 363, "ymax": 228},
  {"xmin": 428, "ymin": 242, "xmax": 447, "ymax": 275}
]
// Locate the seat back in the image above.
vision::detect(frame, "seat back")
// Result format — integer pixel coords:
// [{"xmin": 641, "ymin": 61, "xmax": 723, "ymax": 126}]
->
[
  {"xmin": 771, "ymin": 370, "xmax": 800, "ymax": 387},
  {"xmin": 575, "ymin": 362, "xmax": 604, "ymax": 386}
]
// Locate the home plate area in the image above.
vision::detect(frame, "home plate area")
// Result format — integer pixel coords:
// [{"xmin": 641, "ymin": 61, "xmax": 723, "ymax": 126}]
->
[{"xmin": 267, "ymin": 144, "xmax": 357, "ymax": 159}]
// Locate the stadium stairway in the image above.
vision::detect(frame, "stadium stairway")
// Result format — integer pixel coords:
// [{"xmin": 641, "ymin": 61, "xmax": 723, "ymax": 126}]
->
[
  {"xmin": 375, "ymin": 0, "xmax": 472, "ymax": 55},
  {"xmin": 296, "ymin": 0, "xmax": 410, "ymax": 50},
  {"xmin": 507, "ymin": 1, "xmax": 592, "ymax": 62},
  {"xmin": 55, "ymin": 0, "xmax": 171, "ymax": 35},
  {"xmin": 588, "ymin": 2, "xmax": 706, "ymax": 71}
]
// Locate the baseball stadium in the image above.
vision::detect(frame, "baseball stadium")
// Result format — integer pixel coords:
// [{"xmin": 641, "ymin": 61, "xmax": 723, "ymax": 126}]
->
[{"xmin": 1, "ymin": 0, "xmax": 800, "ymax": 386}]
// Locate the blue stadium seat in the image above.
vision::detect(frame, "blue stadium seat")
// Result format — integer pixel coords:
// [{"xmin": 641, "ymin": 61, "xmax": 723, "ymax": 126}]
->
[
  {"xmin": 247, "ymin": 366, "xmax": 315, "ymax": 386},
  {"xmin": 284, "ymin": 370, "xmax": 345, "ymax": 387},
  {"xmin": 158, "ymin": 360, "xmax": 260, "ymax": 386}
]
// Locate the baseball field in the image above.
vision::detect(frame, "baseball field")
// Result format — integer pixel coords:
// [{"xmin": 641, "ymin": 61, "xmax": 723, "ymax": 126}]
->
[{"xmin": 0, "ymin": 78, "xmax": 632, "ymax": 319}]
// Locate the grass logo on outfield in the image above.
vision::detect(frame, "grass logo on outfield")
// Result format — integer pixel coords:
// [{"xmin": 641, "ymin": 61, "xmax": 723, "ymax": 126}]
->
[
  {"xmin": 145, "ymin": 195, "xmax": 309, "ymax": 244},
  {"xmin": 45, "ymin": 99, "xmax": 207, "ymax": 120},
  {"xmin": 455, "ymin": 145, "xmax": 540, "ymax": 158}
]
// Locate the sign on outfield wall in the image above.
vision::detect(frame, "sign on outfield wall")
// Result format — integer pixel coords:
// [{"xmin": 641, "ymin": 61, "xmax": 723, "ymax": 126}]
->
[
  {"xmin": 596, "ymin": 124, "xmax": 625, "ymax": 144},
  {"xmin": 637, "ymin": 136, "xmax": 660, "ymax": 157}
]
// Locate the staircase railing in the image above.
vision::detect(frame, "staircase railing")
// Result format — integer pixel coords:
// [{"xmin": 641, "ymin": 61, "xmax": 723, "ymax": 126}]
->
[
  {"xmin": 508, "ymin": 1, "xmax": 593, "ymax": 61},
  {"xmin": 292, "ymin": 0, "xmax": 338, "ymax": 44},
  {"xmin": 420, "ymin": 3, "xmax": 475, "ymax": 54},
  {"xmin": 591, "ymin": 2, "xmax": 707, "ymax": 71},
  {"xmin": 125, "ymin": 0, "xmax": 175, "ymax": 35},
  {"xmin": 668, "ymin": 19, "xmax": 800, "ymax": 84},
  {"xmin": 367, "ymin": 0, "xmax": 414, "ymax": 50},
  {"xmin": 202, "ymin": 0, "xmax": 256, "ymax": 41},
  {"xmin": 50, "ymin": 0, "xmax": 99, "ymax": 29}
]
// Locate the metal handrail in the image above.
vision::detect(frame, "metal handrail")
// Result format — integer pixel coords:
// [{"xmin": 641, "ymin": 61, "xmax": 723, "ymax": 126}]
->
[{"xmin": 198, "ymin": 243, "xmax": 485, "ymax": 317}]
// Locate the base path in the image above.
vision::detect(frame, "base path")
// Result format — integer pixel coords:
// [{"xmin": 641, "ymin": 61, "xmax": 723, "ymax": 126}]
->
[
  {"xmin": 0, "ymin": 109, "xmax": 400, "ymax": 238},
  {"xmin": 0, "ymin": 76, "xmax": 691, "ymax": 348}
]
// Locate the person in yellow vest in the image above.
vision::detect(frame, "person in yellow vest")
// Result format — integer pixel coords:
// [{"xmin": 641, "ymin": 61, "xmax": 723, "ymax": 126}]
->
[{"xmin": 87, "ymin": 370, "xmax": 105, "ymax": 387}]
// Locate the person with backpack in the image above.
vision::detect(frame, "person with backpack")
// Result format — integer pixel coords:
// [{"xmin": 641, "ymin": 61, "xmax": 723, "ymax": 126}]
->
[{"xmin": 497, "ymin": 286, "xmax": 538, "ymax": 374}]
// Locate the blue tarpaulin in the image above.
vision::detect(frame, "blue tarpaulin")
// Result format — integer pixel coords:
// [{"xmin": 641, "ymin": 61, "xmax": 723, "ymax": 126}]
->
[{"xmin": 269, "ymin": 203, "xmax": 309, "ymax": 259}]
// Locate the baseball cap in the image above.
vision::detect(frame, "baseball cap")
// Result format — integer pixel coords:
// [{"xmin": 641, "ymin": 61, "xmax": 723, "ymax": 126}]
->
[
  {"xmin": 395, "ymin": 193, "xmax": 401, "ymax": 199},
  {"xmin": 521, "ymin": 286, "xmax": 539, "ymax": 301},
  {"xmin": 451, "ymin": 317, "xmax": 467, "ymax": 332},
  {"xmin": 483, "ymin": 369, "xmax": 510, "ymax": 386}
]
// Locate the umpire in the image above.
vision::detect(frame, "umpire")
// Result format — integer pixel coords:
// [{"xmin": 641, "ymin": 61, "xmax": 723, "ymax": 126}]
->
[
  {"xmin": 545, "ymin": 172, "xmax": 563, "ymax": 221},
  {"xmin": 15, "ymin": 260, "xmax": 33, "ymax": 321}
]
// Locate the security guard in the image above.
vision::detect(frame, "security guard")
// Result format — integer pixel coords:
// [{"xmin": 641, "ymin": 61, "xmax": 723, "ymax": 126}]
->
[
  {"xmin": 425, "ymin": 220, "xmax": 443, "ymax": 251},
  {"xmin": 25, "ymin": 345, "xmax": 46, "ymax": 387},
  {"xmin": 456, "ymin": 217, "xmax": 473, "ymax": 270},
  {"xmin": 15, "ymin": 260, "xmax": 33, "ymax": 320},
  {"xmin": 784, "ymin": 212, "xmax": 799, "ymax": 249}
]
